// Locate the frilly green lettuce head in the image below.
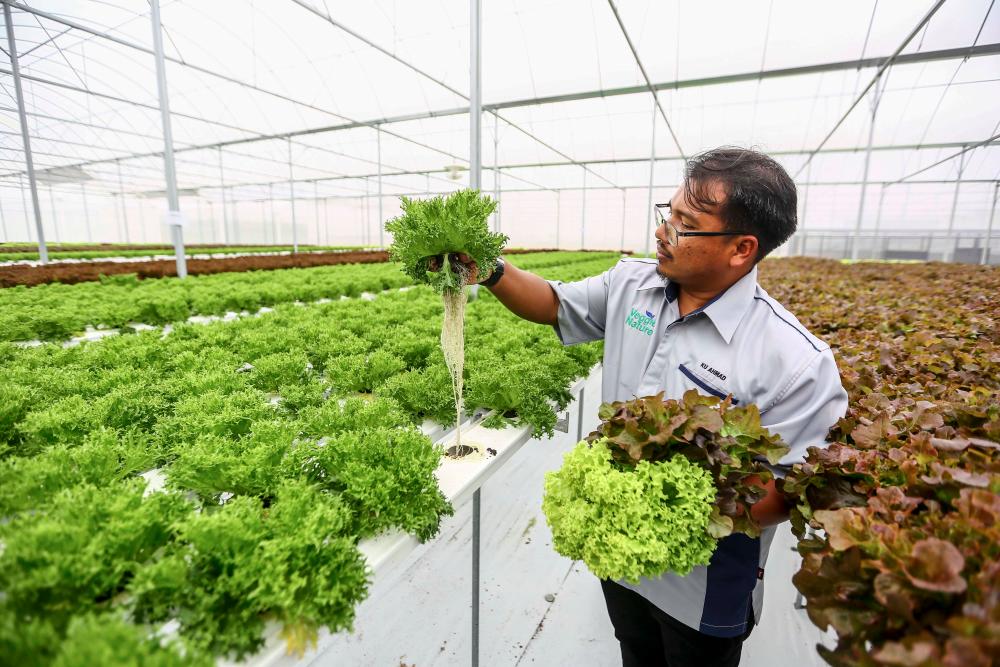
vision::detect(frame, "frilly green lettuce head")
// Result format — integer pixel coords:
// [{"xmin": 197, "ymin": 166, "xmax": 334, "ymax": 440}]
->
[
  {"xmin": 385, "ymin": 189, "xmax": 507, "ymax": 294},
  {"xmin": 542, "ymin": 439, "xmax": 717, "ymax": 584}
]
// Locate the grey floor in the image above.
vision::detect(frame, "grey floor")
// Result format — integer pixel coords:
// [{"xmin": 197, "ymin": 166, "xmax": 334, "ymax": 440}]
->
[{"xmin": 310, "ymin": 372, "xmax": 834, "ymax": 666}]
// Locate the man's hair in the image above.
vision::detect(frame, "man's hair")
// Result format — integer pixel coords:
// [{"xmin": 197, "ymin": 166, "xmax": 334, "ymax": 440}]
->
[{"xmin": 683, "ymin": 147, "xmax": 797, "ymax": 262}]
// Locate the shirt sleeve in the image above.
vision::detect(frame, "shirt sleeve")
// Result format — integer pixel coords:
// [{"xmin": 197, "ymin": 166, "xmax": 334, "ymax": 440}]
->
[
  {"xmin": 545, "ymin": 268, "xmax": 613, "ymax": 345},
  {"xmin": 759, "ymin": 348, "xmax": 848, "ymax": 471}
]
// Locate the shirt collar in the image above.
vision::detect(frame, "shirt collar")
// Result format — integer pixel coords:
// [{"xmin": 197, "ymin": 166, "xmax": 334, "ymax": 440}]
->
[{"xmin": 636, "ymin": 266, "xmax": 759, "ymax": 344}]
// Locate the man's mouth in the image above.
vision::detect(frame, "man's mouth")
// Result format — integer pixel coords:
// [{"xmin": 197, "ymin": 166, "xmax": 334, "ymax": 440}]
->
[{"xmin": 656, "ymin": 244, "xmax": 672, "ymax": 261}]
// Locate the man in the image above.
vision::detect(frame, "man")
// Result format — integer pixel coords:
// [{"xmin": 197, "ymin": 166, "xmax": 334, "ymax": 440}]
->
[{"xmin": 458, "ymin": 147, "xmax": 847, "ymax": 666}]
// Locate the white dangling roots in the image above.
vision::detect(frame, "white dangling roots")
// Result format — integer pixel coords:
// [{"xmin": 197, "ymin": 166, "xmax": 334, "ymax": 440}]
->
[{"xmin": 441, "ymin": 283, "xmax": 467, "ymax": 448}]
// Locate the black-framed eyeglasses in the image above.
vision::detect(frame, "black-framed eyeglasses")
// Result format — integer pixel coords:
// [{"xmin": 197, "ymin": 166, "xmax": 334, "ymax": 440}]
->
[{"xmin": 654, "ymin": 203, "xmax": 753, "ymax": 247}]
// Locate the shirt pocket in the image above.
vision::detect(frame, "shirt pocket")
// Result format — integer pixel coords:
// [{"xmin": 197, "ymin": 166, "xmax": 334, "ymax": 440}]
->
[{"xmin": 677, "ymin": 363, "xmax": 740, "ymax": 404}]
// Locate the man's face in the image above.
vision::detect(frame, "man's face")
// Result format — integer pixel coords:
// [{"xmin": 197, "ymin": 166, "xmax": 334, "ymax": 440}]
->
[{"xmin": 654, "ymin": 181, "xmax": 739, "ymax": 287}]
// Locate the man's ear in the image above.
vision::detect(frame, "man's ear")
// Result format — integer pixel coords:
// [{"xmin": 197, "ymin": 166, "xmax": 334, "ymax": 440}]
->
[{"xmin": 729, "ymin": 235, "xmax": 758, "ymax": 268}]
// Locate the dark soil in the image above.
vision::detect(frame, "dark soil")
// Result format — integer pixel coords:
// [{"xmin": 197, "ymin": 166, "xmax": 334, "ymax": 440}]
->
[
  {"xmin": 0, "ymin": 242, "xmax": 317, "ymax": 254},
  {"xmin": 0, "ymin": 250, "xmax": 390, "ymax": 287},
  {"xmin": 0, "ymin": 246, "xmax": 601, "ymax": 287}
]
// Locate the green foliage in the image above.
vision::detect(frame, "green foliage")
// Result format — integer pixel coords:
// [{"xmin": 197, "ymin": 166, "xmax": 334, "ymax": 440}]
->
[
  {"xmin": 0, "ymin": 480, "xmax": 193, "ymax": 634},
  {"xmin": 0, "ymin": 251, "xmax": 621, "ymax": 664},
  {"xmin": 385, "ymin": 189, "xmax": 507, "ymax": 294},
  {"xmin": 757, "ymin": 258, "xmax": 1000, "ymax": 667},
  {"xmin": 543, "ymin": 439, "xmax": 717, "ymax": 583},
  {"xmin": 51, "ymin": 613, "xmax": 211, "ymax": 667},
  {"xmin": 282, "ymin": 427, "xmax": 453, "ymax": 540},
  {"xmin": 130, "ymin": 482, "xmax": 369, "ymax": 659}
]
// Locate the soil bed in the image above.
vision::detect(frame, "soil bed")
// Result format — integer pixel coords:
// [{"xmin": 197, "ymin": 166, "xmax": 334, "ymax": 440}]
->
[{"xmin": 0, "ymin": 250, "xmax": 389, "ymax": 287}]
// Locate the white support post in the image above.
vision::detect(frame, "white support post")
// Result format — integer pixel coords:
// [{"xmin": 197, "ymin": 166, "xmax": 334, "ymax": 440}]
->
[
  {"xmin": 644, "ymin": 97, "xmax": 657, "ymax": 255},
  {"xmin": 287, "ymin": 136, "xmax": 298, "ymax": 254},
  {"xmin": 470, "ymin": 0, "xmax": 482, "ymax": 664},
  {"xmin": 798, "ymin": 161, "xmax": 812, "ymax": 255},
  {"xmin": 945, "ymin": 151, "xmax": 967, "ymax": 262},
  {"xmin": 0, "ymin": 195, "xmax": 6, "ymax": 242},
  {"xmin": 150, "ymin": 0, "xmax": 187, "ymax": 277},
  {"xmin": 218, "ymin": 147, "xmax": 229, "ymax": 245},
  {"xmin": 363, "ymin": 177, "xmax": 370, "ymax": 246},
  {"xmin": 377, "ymin": 127, "xmax": 384, "ymax": 248},
  {"xmin": 116, "ymin": 159, "xmax": 130, "ymax": 244},
  {"xmin": 195, "ymin": 197, "xmax": 204, "ymax": 244},
  {"xmin": 6, "ymin": 4, "xmax": 48, "ymax": 262},
  {"xmin": 580, "ymin": 167, "xmax": 587, "ymax": 250},
  {"xmin": 620, "ymin": 188, "xmax": 627, "ymax": 252},
  {"xmin": 18, "ymin": 175, "xmax": 32, "ymax": 241},
  {"xmin": 493, "ymin": 111, "xmax": 500, "ymax": 232},
  {"xmin": 984, "ymin": 182, "xmax": 998, "ymax": 266},
  {"xmin": 323, "ymin": 197, "xmax": 330, "ymax": 246},
  {"xmin": 47, "ymin": 185, "xmax": 60, "ymax": 244},
  {"xmin": 268, "ymin": 183, "xmax": 277, "ymax": 244},
  {"xmin": 555, "ymin": 191, "xmax": 561, "ymax": 249},
  {"xmin": 873, "ymin": 184, "xmax": 887, "ymax": 258},
  {"xmin": 852, "ymin": 74, "xmax": 884, "ymax": 260},
  {"xmin": 314, "ymin": 181, "xmax": 321, "ymax": 246},
  {"xmin": 139, "ymin": 198, "xmax": 149, "ymax": 244},
  {"xmin": 80, "ymin": 183, "xmax": 92, "ymax": 242}
]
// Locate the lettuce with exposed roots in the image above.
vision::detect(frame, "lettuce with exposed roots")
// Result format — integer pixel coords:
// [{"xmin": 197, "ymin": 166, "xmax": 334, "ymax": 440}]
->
[{"xmin": 385, "ymin": 189, "xmax": 506, "ymax": 295}]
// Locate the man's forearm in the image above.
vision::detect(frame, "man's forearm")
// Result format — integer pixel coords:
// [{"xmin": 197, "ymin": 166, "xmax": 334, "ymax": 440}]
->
[
  {"xmin": 748, "ymin": 477, "xmax": 790, "ymax": 527},
  {"xmin": 486, "ymin": 261, "xmax": 560, "ymax": 326}
]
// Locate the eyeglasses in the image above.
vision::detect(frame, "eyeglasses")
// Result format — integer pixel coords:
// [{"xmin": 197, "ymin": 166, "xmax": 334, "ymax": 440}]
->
[{"xmin": 654, "ymin": 203, "xmax": 752, "ymax": 247}]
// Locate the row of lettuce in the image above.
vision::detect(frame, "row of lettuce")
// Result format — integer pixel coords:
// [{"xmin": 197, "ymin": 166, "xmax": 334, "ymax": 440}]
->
[
  {"xmin": 771, "ymin": 260, "xmax": 999, "ymax": 666},
  {"xmin": 0, "ymin": 255, "xmax": 614, "ymax": 666},
  {"xmin": 0, "ymin": 250, "xmax": 612, "ymax": 342},
  {"xmin": 0, "ymin": 245, "xmax": 358, "ymax": 263}
]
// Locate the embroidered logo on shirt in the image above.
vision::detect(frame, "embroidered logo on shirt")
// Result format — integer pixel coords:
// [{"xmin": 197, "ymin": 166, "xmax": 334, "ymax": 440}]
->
[{"xmin": 625, "ymin": 307, "xmax": 655, "ymax": 335}]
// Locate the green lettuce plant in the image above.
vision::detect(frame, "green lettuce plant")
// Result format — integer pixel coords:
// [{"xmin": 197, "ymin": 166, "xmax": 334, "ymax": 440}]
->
[
  {"xmin": 542, "ymin": 439, "xmax": 717, "ymax": 583},
  {"xmin": 385, "ymin": 189, "xmax": 506, "ymax": 294}
]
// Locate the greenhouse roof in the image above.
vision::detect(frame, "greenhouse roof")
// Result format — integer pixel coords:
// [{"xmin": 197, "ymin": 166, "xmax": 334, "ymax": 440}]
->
[{"xmin": 1, "ymin": 0, "xmax": 998, "ymax": 234}]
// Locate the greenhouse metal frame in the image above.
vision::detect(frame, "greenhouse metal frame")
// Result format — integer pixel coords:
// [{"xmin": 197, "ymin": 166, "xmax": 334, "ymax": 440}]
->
[{"xmin": 2, "ymin": 0, "xmax": 998, "ymax": 266}]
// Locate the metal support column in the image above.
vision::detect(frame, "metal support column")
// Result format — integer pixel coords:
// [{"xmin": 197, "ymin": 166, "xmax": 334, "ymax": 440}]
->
[
  {"xmin": 116, "ymin": 159, "xmax": 130, "ymax": 243},
  {"xmin": 268, "ymin": 183, "xmax": 277, "ymax": 244},
  {"xmin": 376, "ymin": 127, "xmax": 384, "ymax": 247},
  {"xmin": 218, "ymin": 147, "xmax": 229, "ymax": 245},
  {"xmin": 580, "ymin": 166, "xmax": 587, "ymax": 250},
  {"xmin": 137, "ymin": 198, "xmax": 147, "ymax": 243},
  {"xmin": 576, "ymin": 385, "xmax": 587, "ymax": 441},
  {"xmin": 314, "ymin": 181, "xmax": 321, "ymax": 246},
  {"xmin": 324, "ymin": 197, "xmax": 330, "ymax": 246},
  {"xmin": 644, "ymin": 98, "xmax": 658, "ymax": 255},
  {"xmin": 873, "ymin": 184, "xmax": 887, "ymax": 257},
  {"xmin": 0, "ymin": 194, "xmax": 7, "ymax": 242},
  {"xmin": 5, "ymin": 3, "xmax": 48, "ymax": 262},
  {"xmin": 150, "ymin": 0, "xmax": 187, "ymax": 277},
  {"xmin": 470, "ymin": 1, "xmax": 482, "ymax": 664},
  {"xmin": 798, "ymin": 161, "xmax": 812, "ymax": 255},
  {"xmin": 18, "ymin": 175, "xmax": 32, "ymax": 241},
  {"xmin": 47, "ymin": 185, "xmax": 60, "ymax": 243},
  {"xmin": 851, "ymin": 74, "xmax": 884, "ymax": 260},
  {"xmin": 493, "ymin": 111, "xmax": 500, "ymax": 232},
  {"xmin": 287, "ymin": 136, "xmax": 298, "ymax": 254},
  {"xmin": 195, "ymin": 197, "xmax": 204, "ymax": 243},
  {"xmin": 555, "ymin": 191, "xmax": 561, "ymax": 249},
  {"xmin": 945, "ymin": 151, "xmax": 967, "ymax": 262},
  {"xmin": 363, "ymin": 177, "xmax": 370, "ymax": 246},
  {"xmin": 80, "ymin": 183, "xmax": 92, "ymax": 242},
  {"xmin": 984, "ymin": 182, "xmax": 997, "ymax": 266},
  {"xmin": 620, "ymin": 188, "xmax": 627, "ymax": 251}
]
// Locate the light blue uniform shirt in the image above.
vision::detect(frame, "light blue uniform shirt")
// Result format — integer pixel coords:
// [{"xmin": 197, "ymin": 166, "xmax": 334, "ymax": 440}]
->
[{"xmin": 547, "ymin": 257, "xmax": 847, "ymax": 637}]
